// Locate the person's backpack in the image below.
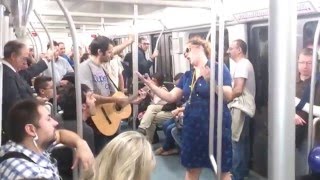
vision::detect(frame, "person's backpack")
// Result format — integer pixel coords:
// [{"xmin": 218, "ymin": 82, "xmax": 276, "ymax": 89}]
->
[{"xmin": 0, "ymin": 151, "xmax": 35, "ymax": 163}]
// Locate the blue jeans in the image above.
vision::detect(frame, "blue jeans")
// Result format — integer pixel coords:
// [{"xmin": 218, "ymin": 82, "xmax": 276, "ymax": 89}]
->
[
  {"xmin": 171, "ymin": 127, "xmax": 182, "ymax": 148},
  {"xmin": 162, "ymin": 119, "xmax": 176, "ymax": 150},
  {"xmin": 232, "ymin": 116, "xmax": 250, "ymax": 180}
]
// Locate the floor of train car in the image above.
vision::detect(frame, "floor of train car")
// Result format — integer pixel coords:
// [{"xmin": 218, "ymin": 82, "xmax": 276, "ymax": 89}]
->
[
  {"xmin": 120, "ymin": 122, "xmax": 267, "ymax": 180},
  {"xmin": 58, "ymin": 122, "xmax": 266, "ymax": 180},
  {"xmin": 151, "ymin": 132, "xmax": 266, "ymax": 180}
]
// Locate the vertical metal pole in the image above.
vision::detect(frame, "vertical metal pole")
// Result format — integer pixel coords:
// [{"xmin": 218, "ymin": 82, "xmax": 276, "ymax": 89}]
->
[
  {"xmin": 307, "ymin": 19, "xmax": 320, "ymax": 173},
  {"xmin": 209, "ymin": 0, "xmax": 218, "ymax": 175},
  {"xmin": 30, "ymin": 22, "xmax": 44, "ymax": 54},
  {"xmin": 0, "ymin": 5, "xmax": 5, "ymax": 145},
  {"xmin": 55, "ymin": 0, "xmax": 81, "ymax": 179},
  {"xmin": 217, "ymin": 1, "xmax": 225, "ymax": 179},
  {"xmin": 154, "ymin": 24, "xmax": 165, "ymax": 73},
  {"xmin": 0, "ymin": 5, "xmax": 4, "ymax": 58},
  {"xmin": 9, "ymin": 27, "xmax": 15, "ymax": 41},
  {"xmin": 0, "ymin": 61, "xmax": 2, "ymax": 145},
  {"xmin": 268, "ymin": 0, "xmax": 296, "ymax": 179},
  {"xmin": 27, "ymin": 28, "xmax": 38, "ymax": 62},
  {"xmin": 3, "ymin": 10, "xmax": 9, "ymax": 51},
  {"xmin": 132, "ymin": 4, "xmax": 139, "ymax": 130},
  {"xmin": 33, "ymin": 10, "xmax": 57, "ymax": 116}
]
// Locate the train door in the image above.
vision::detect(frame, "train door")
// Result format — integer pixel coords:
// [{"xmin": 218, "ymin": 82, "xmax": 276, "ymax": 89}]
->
[
  {"xmin": 247, "ymin": 24, "xmax": 269, "ymax": 177},
  {"xmin": 151, "ymin": 33, "xmax": 173, "ymax": 82}
]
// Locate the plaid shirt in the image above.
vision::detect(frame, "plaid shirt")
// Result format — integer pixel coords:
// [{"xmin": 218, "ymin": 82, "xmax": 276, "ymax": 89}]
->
[{"xmin": 0, "ymin": 141, "xmax": 60, "ymax": 180}]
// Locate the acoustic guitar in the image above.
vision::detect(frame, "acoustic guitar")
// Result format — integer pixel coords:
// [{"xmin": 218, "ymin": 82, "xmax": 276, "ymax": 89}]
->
[{"xmin": 91, "ymin": 91, "xmax": 132, "ymax": 136}]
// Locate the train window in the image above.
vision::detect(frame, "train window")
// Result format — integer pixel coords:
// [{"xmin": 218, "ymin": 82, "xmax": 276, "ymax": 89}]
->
[
  {"xmin": 248, "ymin": 25, "xmax": 269, "ymax": 177},
  {"xmin": 151, "ymin": 33, "xmax": 173, "ymax": 82},
  {"xmin": 249, "ymin": 26, "xmax": 268, "ymax": 109},
  {"xmin": 189, "ymin": 32, "xmax": 208, "ymax": 39},
  {"xmin": 303, "ymin": 21, "xmax": 320, "ymax": 48},
  {"xmin": 303, "ymin": 21, "xmax": 320, "ymax": 71}
]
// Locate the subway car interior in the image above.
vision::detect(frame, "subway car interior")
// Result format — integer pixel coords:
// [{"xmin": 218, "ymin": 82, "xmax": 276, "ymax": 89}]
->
[{"xmin": 1, "ymin": 0, "xmax": 320, "ymax": 179}]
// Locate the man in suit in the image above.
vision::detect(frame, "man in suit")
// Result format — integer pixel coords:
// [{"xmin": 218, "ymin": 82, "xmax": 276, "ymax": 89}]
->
[{"xmin": 1, "ymin": 40, "xmax": 50, "ymax": 144}]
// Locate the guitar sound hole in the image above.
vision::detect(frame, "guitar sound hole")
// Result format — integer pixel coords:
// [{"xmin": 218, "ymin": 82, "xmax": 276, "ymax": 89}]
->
[{"xmin": 115, "ymin": 104, "xmax": 122, "ymax": 111}]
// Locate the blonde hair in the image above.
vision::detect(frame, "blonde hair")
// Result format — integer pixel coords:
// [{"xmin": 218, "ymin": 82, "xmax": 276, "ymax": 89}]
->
[
  {"xmin": 188, "ymin": 37, "xmax": 211, "ymax": 59},
  {"xmin": 93, "ymin": 131, "xmax": 155, "ymax": 180}
]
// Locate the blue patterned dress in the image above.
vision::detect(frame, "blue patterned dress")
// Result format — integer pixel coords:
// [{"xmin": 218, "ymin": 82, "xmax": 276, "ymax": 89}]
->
[{"xmin": 176, "ymin": 63, "xmax": 232, "ymax": 172}]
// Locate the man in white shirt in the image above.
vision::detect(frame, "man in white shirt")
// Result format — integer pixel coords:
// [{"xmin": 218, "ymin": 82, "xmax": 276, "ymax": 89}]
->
[
  {"xmin": 228, "ymin": 39, "xmax": 256, "ymax": 180},
  {"xmin": 43, "ymin": 41, "xmax": 74, "ymax": 85}
]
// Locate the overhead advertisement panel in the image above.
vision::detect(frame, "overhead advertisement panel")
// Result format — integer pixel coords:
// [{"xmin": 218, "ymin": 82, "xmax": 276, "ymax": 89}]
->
[{"xmin": 232, "ymin": 1, "xmax": 317, "ymax": 23}]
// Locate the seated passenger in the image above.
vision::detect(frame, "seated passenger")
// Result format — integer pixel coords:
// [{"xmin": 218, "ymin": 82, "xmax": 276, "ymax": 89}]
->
[
  {"xmin": 155, "ymin": 106, "xmax": 185, "ymax": 156},
  {"xmin": 133, "ymin": 72, "xmax": 174, "ymax": 143},
  {"xmin": 59, "ymin": 84, "xmax": 96, "ymax": 152},
  {"xmin": 0, "ymin": 99, "xmax": 94, "ymax": 179},
  {"xmin": 86, "ymin": 131, "xmax": 155, "ymax": 180},
  {"xmin": 33, "ymin": 76, "xmax": 54, "ymax": 113},
  {"xmin": 52, "ymin": 84, "xmax": 96, "ymax": 178}
]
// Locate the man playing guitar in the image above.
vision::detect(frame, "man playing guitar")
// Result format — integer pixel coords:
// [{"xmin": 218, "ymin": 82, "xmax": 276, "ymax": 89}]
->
[{"xmin": 79, "ymin": 35, "xmax": 132, "ymax": 154}]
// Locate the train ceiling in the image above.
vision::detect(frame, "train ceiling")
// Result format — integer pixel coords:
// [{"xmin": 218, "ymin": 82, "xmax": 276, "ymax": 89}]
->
[{"xmin": 1, "ymin": 0, "xmax": 320, "ymax": 35}]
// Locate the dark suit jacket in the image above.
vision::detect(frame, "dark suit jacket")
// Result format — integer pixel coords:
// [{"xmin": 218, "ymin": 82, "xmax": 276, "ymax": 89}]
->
[
  {"xmin": 19, "ymin": 59, "xmax": 48, "ymax": 85},
  {"xmin": 123, "ymin": 48, "xmax": 154, "ymax": 78},
  {"xmin": 2, "ymin": 64, "xmax": 35, "ymax": 141}
]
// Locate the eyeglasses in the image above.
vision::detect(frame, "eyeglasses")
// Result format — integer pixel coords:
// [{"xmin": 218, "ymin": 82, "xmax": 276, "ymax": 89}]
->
[
  {"xmin": 142, "ymin": 43, "xmax": 150, "ymax": 45},
  {"xmin": 298, "ymin": 61, "xmax": 312, "ymax": 65}
]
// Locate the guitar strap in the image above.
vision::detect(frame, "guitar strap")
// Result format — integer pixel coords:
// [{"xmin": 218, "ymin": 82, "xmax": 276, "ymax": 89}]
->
[{"xmin": 102, "ymin": 68, "xmax": 120, "ymax": 92}]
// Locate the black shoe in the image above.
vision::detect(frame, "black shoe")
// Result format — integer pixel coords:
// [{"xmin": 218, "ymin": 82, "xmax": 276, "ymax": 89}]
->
[
  {"xmin": 152, "ymin": 132, "xmax": 159, "ymax": 144},
  {"xmin": 137, "ymin": 128, "xmax": 146, "ymax": 135}
]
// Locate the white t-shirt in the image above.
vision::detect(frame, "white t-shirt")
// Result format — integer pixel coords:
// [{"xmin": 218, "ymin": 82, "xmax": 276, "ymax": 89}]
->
[
  {"xmin": 230, "ymin": 58, "xmax": 256, "ymax": 97},
  {"xmin": 102, "ymin": 55, "xmax": 124, "ymax": 89},
  {"xmin": 79, "ymin": 59, "xmax": 115, "ymax": 96}
]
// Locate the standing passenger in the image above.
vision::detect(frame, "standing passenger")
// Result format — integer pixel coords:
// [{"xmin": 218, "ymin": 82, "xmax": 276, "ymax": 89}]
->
[
  {"xmin": 227, "ymin": 39, "xmax": 256, "ymax": 180},
  {"xmin": 294, "ymin": 48, "xmax": 320, "ymax": 177},
  {"xmin": 103, "ymin": 36, "xmax": 134, "ymax": 92},
  {"xmin": 79, "ymin": 36, "xmax": 127, "ymax": 154},
  {"xmin": 123, "ymin": 36, "xmax": 159, "ymax": 92},
  {"xmin": 137, "ymin": 37, "xmax": 233, "ymax": 180},
  {"xmin": 43, "ymin": 41, "xmax": 74, "ymax": 85},
  {"xmin": 1, "ymin": 40, "xmax": 49, "ymax": 143}
]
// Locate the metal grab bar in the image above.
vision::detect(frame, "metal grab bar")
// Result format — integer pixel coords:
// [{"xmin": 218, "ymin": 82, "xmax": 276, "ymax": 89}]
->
[
  {"xmin": 0, "ymin": 5, "xmax": 5, "ymax": 145},
  {"xmin": 208, "ymin": 0, "xmax": 218, "ymax": 176},
  {"xmin": 154, "ymin": 21, "xmax": 165, "ymax": 73},
  {"xmin": 55, "ymin": 0, "xmax": 81, "ymax": 179},
  {"xmin": 268, "ymin": 0, "xmax": 296, "ymax": 179},
  {"xmin": 33, "ymin": 10, "xmax": 57, "ymax": 116},
  {"xmin": 208, "ymin": 0, "xmax": 225, "ymax": 179},
  {"xmin": 27, "ymin": 28, "xmax": 38, "ymax": 62},
  {"xmin": 29, "ymin": 22, "xmax": 44, "ymax": 56},
  {"xmin": 216, "ymin": 1, "xmax": 225, "ymax": 179},
  {"xmin": 312, "ymin": 117, "xmax": 320, "ymax": 148},
  {"xmin": 132, "ymin": 4, "xmax": 139, "ymax": 131},
  {"xmin": 307, "ymin": 18, "xmax": 320, "ymax": 173}
]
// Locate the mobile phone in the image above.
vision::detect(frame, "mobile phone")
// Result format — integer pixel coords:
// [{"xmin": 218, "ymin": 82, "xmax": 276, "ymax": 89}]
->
[
  {"xmin": 143, "ymin": 73, "xmax": 150, "ymax": 79},
  {"xmin": 206, "ymin": 60, "xmax": 211, "ymax": 68}
]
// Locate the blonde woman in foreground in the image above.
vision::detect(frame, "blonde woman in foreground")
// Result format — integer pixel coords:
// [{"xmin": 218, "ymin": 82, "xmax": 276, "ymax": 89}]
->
[{"xmin": 87, "ymin": 131, "xmax": 156, "ymax": 180}]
